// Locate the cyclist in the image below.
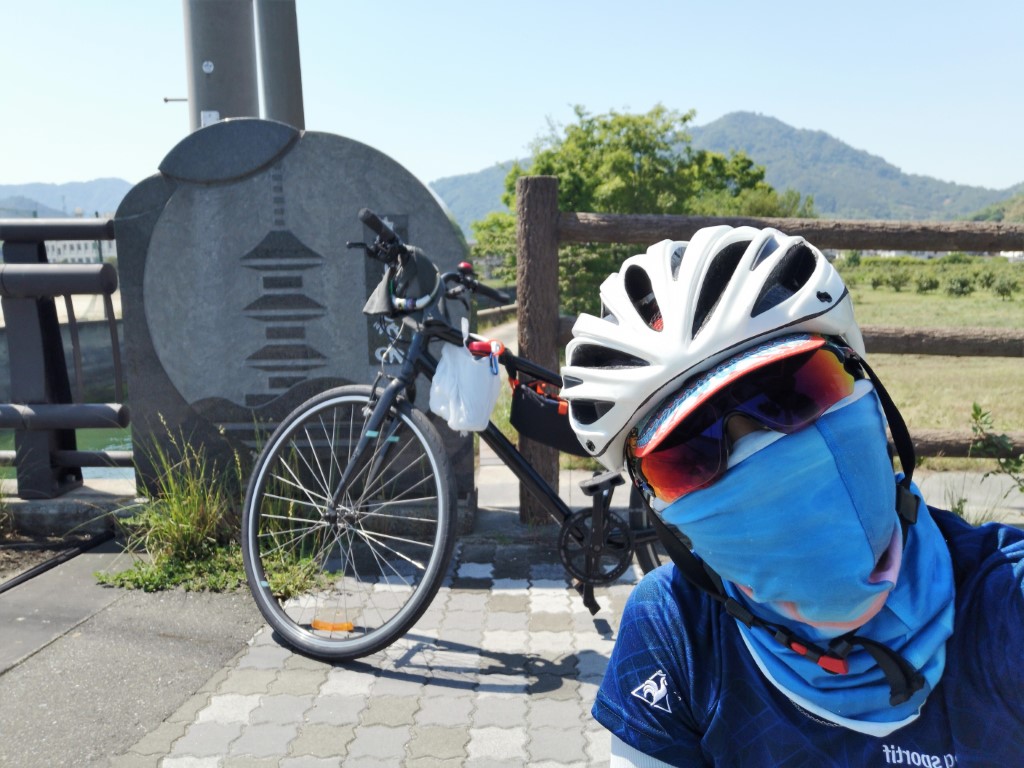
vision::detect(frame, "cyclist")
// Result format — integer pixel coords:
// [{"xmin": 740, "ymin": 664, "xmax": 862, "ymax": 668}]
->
[{"xmin": 561, "ymin": 226, "xmax": 1024, "ymax": 766}]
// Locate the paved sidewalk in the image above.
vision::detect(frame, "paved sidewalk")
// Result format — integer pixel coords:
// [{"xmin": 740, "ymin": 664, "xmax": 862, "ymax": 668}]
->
[{"xmin": 110, "ymin": 532, "xmax": 637, "ymax": 767}]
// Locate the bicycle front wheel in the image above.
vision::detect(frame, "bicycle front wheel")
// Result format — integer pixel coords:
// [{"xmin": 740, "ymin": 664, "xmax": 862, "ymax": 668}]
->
[{"xmin": 242, "ymin": 385, "xmax": 458, "ymax": 660}]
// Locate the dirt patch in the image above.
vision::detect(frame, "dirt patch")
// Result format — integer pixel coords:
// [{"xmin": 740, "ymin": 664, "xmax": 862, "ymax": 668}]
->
[{"xmin": 0, "ymin": 532, "xmax": 98, "ymax": 585}]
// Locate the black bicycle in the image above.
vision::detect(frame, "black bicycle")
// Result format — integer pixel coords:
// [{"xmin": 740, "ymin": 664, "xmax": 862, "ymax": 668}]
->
[{"xmin": 241, "ymin": 208, "xmax": 665, "ymax": 660}]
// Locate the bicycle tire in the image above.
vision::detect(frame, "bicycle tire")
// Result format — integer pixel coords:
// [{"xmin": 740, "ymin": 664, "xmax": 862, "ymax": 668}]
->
[{"xmin": 242, "ymin": 385, "xmax": 458, "ymax": 660}]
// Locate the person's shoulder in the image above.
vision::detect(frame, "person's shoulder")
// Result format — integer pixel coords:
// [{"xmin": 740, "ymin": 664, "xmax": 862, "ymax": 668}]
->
[{"xmin": 930, "ymin": 507, "xmax": 1024, "ymax": 587}]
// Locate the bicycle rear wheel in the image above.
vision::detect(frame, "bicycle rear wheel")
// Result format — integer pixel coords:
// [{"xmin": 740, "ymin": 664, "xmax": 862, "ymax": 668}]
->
[{"xmin": 242, "ymin": 385, "xmax": 457, "ymax": 660}]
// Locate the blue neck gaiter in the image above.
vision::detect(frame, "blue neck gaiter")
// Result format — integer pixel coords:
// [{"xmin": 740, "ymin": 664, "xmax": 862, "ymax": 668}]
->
[{"xmin": 661, "ymin": 388, "xmax": 955, "ymax": 733}]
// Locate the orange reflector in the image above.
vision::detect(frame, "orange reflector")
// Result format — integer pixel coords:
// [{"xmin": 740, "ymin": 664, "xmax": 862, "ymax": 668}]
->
[{"xmin": 311, "ymin": 619, "xmax": 355, "ymax": 632}]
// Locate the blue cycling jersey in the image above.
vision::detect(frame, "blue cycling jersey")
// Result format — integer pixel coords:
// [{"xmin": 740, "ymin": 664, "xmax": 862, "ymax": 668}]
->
[{"xmin": 593, "ymin": 509, "xmax": 1024, "ymax": 767}]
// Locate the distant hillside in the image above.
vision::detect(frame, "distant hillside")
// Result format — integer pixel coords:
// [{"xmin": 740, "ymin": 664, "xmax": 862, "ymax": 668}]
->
[
  {"xmin": 969, "ymin": 192, "xmax": 1024, "ymax": 222},
  {"xmin": 0, "ymin": 178, "xmax": 131, "ymax": 217},
  {"xmin": 429, "ymin": 112, "xmax": 1024, "ymax": 235},
  {"xmin": 430, "ymin": 161, "xmax": 518, "ymax": 236},
  {"xmin": 0, "ymin": 195, "xmax": 66, "ymax": 218},
  {"xmin": 688, "ymin": 112, "xmax": 1023, "ymax": 220}
]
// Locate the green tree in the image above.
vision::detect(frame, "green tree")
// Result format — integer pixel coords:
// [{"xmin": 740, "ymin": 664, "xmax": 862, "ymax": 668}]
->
[{"xmin": 472, "ymin": 105, "xmax": 816, "ymax": 315}]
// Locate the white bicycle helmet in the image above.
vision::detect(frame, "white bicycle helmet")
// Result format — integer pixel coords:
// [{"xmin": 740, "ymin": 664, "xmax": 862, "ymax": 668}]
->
[{"xmin": 561, "ymin": 225, "xmax": 864, "ymax": 470}]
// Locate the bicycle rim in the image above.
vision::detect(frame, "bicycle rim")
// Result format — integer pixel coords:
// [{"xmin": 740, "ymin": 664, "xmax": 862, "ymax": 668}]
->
[{"xmin": 243, "ymin": 386, "xmax": 457, "ymax": 660}]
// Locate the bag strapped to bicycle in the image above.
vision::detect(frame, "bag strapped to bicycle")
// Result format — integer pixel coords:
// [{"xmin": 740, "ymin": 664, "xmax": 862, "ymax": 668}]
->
[{"xmin": 504, "ymin": 362, "xmax": 590, "ymax": 458}]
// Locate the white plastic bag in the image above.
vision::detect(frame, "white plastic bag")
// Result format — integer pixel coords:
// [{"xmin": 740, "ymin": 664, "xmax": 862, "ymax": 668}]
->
[{"xmin": 429, "ymin": 341, "xmax": 502, "ymax": 432}]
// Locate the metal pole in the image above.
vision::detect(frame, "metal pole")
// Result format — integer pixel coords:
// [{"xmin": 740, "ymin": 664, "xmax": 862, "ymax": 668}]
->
[
  {"xmin": 255, "ymin": 0, "xmax": 305, "ymax": 129},
  {"xmin": 182, "ymin": 0, "xmax": 260, "ymax": 132}
]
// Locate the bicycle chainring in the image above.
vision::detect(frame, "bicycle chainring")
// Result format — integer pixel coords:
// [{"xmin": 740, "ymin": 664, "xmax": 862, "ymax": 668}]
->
[{"xmin": 558, "ymin": 509, "xmax": 634, "ymax": 586}]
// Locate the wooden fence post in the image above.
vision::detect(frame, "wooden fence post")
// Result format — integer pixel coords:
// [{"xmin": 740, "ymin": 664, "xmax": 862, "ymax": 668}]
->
[{"xmin": 515, "ymin": 176, "xmax": 560, "ymax": 525}]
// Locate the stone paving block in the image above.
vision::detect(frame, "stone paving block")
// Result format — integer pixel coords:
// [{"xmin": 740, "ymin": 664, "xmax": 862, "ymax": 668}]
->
[
  {"xmin": 440, "ymin": 608, "xmax": 488, "ymax": 631},
  {"xmin": 406, "ymin": 724, "xmax": 470, "ymax": 760},
  {"xmin": 238, "ymin": 643, "xmax": 293, "ymax": 669},
  {"xmin": 230, "ymin": 721, "xmax": 299, "ymax": 758},
  {"xmin": 446, "ymin": 591, "xmax": 490, "ymax": 612},
  {"xmin": 529, "ymin": 610, "xmax": 574, "ymax": 632},
  {"xmin": 529, "ymin": 589, "xmax": 571, "ymax": 613},
  {"xmin": 480, "ymin": 628, "xmax": 529, "ymax": 653},
  {"xmin": 413, "ymin": 692, "xmax": 474, "ymax": 725},
  {"xmin": 484, "ymin": 610, "xmax": 530, "ymax": 631},
  {"xmin": 161, "ymin": 757, "xmax": 221, "ymax": 768},
  {"xmin": 345, "ymin": 724, "xmax": 411, "ymax": 761},
  {"xmin": 471, "ymin": 692, "xmax": 528, "ymax": 726},
  {"xmin": 407, "ymin": 757, "xmax": 466, "ymax": 768},
  {"xmin": 370, "ymin": 672, "xmax": 427, "ymax": 698},
  {"xmin": 289, "ymin": 722, "xmax": 355, "ymax": 758},
  {"xmin": 529, "ymin": 628, "xmax": 573, "ymax": 655},
  {"xmin": 251, "ymin": 693, "xmax": 314, "ymax": 724},
  {"xmin": 304, "ymin": 693, "xmax": 366, "ymax": 725},
  {"xmin": 586, "ymin": 726, "xmax": 612, "ymax": 764},
  {"xmin": 222, "ymin": 757, "xmax": 280, "ymax": 768},
  {"xmin": 490, "ymin": 577, "xmax": 529, "ymax": 592},
  {"xmin": 108, "ymin": 753, "xmax": 161, "ymax": 768},
  {"xmin": 196, "ymin": 693, "xmax": 263, "ymax": 724},
  {"xmin": 169, "ymin": 721, "xmax": 244, "ymax": 757},
  {"xmin": 267, "ymin": 668, "xmax": 330, "ymax": 696},
  {"xmin": 167, "ymin": 692, "xmax": 215, "ymax": 725},
  {"xmin": 217, "ymin": 668, "xmax": 279, "ymax": 695},
  {"xmin": 456, "ymin": 561, "xmax": 494, "ymax": 580},
  {"xmin": 529, "ymin": 726, "xmax": 588, "ymax": 764},
  {"xmin": 528, "ymin": 696, "xmax": 585, "ymax": 729},
  {"xmin": 360, "ymin": 694, "xmax": 418, "ymax": 727},
  {"xmin": 125, "ymin": 719, "xmax": 190, "ymax": 756},
  {"xmin": 458, "ymin": 542, "xmax": 496, "ymax": 563},
  {"xmin": 319, "ymin": 667, "xmax": 375, "ymax": 697},
  {"xmin": 280, "ymin": 757, "xmax": 342, "ymax": 768},
  {"xmin": 529, "ymin": 673, "xmax": 580, "ymax": 700},
  {"xmin": 487, "ymin": 592, "xmax": 529, "ymax": 612},
  {"xmin": 467, "ymin": 725, "xmax": 528, "ymax": 761}
]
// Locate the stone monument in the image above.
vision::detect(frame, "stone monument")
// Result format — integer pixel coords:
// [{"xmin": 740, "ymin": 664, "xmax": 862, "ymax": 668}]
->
[{"xmin": 114, "ymin": 118, "xmax": 473, "ymax": 510}]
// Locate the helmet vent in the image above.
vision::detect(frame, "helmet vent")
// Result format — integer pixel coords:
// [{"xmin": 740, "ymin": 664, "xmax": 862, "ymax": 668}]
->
[
  {"xmin": 751, "ymin": 243, "xmax": 818, "ymax": 317},
  {"xmin": 570, "ymin": 399, "xmax": 613, "ymax": 426},
  {"xmin": 691, "ymin": 241, "xmax": 747, "ymax": 337},
  {"xmin": 670, "ymin": 244, "xmax": 687, "ymax": 279},
  {"xmin": 570, "ymin": 343, "xmax": 648, "ymax": 369},
  {"xmin": 624, "ymin": 265, "xmax": 663, "ymax": 331}
]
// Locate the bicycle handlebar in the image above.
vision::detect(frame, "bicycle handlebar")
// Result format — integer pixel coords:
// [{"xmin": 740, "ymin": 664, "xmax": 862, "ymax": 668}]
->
[
  {"xmin": 452, "ymin": 265, "xmax": 513, "ymax": 305},
  {"xmin": 358, "ymin": 207, "xmax": 397, "ymax": 243}
]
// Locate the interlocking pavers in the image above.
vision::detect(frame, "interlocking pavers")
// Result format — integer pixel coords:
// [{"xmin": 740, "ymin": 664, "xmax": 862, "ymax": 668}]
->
[{"xmin": 115, "ymin": 510, "xmax": 638, "ymax": 767}]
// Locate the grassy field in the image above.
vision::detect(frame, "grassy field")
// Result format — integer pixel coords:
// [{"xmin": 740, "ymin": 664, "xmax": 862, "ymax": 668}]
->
[{"xmin": 847, "ymin": 276, "xmax": 1023, "ymax": 434}]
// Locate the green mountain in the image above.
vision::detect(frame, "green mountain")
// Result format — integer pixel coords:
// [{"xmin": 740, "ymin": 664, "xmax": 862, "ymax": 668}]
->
[
  {"xmin": 430, "ymin": 161, "xmax": 518, "ymax": 235},
  {"xmin": 687, "ymin": 112, "xmax": 1023, "ymax": 220},
  {"xmin": 428, "ymin": 112, "xmax": 1024, "ymax": 234}
]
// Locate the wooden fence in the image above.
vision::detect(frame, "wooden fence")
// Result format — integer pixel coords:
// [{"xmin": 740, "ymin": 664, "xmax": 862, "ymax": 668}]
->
[{"xmin": 512, "ymin": 175, "xmax": 1024, "ymax": 522}]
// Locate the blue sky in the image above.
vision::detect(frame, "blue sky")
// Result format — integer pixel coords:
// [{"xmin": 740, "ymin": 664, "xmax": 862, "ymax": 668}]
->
[{"xmin": 2, "ymin": 0, "xmax": 1022, "ymax": 190}]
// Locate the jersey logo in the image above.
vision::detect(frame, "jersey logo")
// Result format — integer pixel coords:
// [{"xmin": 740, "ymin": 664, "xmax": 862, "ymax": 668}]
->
[{"xmin": 631, "ymin": 670, "xmax": 672, "ymax": 713}]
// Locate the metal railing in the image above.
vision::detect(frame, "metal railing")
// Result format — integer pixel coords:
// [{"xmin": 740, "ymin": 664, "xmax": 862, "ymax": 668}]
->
[{"xmin": 0, "ymin": 218, "xmax": 131, "ymax": 499}]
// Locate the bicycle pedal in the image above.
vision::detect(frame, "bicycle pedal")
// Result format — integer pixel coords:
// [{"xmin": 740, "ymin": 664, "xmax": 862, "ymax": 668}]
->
[{"xmin": 578, "ymin": 469, "xmax": 625, "ymax": 497}]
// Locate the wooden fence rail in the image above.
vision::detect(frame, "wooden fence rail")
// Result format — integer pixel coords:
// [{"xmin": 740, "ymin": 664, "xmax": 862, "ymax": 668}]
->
[{"xmin": 513, "ymin": 175, "xmax": 1024, "ymax": 522}]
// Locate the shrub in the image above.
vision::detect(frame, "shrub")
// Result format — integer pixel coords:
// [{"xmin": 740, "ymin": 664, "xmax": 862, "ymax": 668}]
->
[
  {"xmin": 993, "ymin": 275, "xmax": 1019, "ymax": 301},
  {"xmin": 915, "ymin": 275, "xmax": 940, "ymax": 293},
  {"xmin": 886, "ymin": 269, "xmax": 911, "ymax": 292},
  {"xmin": 944, "ymin": 275, "xmax": 975, "ymax": 297}
]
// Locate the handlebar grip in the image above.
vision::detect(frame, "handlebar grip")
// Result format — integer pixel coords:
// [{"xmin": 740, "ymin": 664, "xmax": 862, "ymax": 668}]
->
[
  {"xmin": 358, "ymin": 208, "xmax": 398, "ymax": 242},
  {"xmin": 473, "ymin": 279, "xmax": 513, "ymax": 305}
]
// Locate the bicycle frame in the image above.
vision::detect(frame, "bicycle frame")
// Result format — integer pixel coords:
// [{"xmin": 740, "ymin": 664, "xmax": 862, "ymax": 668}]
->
[{"xmin": 338, "ymin": 314, "xmax": 660, "ymax": 545}]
